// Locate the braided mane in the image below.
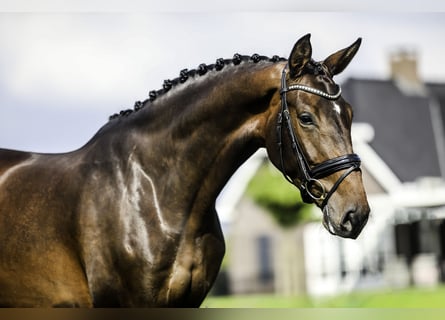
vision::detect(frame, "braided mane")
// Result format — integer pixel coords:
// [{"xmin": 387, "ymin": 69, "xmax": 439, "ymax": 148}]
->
[{"xmin": 109, "ymin": 53, "xmax": 286, "ymax": 121}]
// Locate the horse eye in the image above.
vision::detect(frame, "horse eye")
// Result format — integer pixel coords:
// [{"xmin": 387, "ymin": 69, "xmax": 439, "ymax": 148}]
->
[{"xmin": 299, "ymin": 113, "xmax": 314, "ymax": 126}]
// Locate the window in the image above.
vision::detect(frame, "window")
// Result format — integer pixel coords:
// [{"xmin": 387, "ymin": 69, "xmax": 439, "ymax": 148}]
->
[{"xmin": 257, "ymin": 235, "xmax": 273, "ymax": 283}]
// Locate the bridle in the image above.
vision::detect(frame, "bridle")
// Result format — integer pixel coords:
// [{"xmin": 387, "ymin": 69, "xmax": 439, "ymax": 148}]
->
[{"xmin": 277, "ymin": 65, "xmax": 361, "ymax": 208}]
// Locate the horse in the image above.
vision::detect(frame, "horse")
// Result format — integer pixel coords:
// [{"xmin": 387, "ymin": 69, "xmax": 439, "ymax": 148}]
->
[{"xmin": 0, "ymin": 34, "xmax": 369, "ymax": 307}]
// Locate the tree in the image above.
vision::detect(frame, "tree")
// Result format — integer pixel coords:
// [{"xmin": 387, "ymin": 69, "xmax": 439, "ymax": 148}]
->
[{"xmin": 246, "ymin": 161, "xmax": 315, "ymax": 228}]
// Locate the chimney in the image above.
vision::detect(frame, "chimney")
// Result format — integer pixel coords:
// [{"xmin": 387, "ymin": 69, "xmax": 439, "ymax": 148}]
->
[{"xmin": 390, "ymin": 49, "xmax": 426, "ymax": 96}]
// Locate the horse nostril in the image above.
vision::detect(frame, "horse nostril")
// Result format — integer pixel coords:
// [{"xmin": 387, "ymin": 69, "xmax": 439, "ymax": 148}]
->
[
  {"xmin": 341, "ymin": 211, "xmax": 359, "ymax": 233},
  {"xmin": 337, "ymin": 206, "xmax": 370, "ymax": 239}
]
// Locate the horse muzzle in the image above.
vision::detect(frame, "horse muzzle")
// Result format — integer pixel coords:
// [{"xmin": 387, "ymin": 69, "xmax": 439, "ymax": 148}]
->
[{"xmin": 323, "ymin": 204, "xmax": 370, "ymax": 239}]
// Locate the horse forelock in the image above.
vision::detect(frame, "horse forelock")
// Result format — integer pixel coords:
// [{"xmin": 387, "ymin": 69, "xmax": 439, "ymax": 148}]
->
[{"xmin": 108, "ymin": 54, "xmax": 286, "ymax": 121}]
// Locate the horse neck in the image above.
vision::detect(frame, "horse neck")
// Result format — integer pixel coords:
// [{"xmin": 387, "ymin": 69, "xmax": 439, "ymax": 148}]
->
[{"xmin": 89, "ymin": 61, "xmax": 283, "ymax": 229}]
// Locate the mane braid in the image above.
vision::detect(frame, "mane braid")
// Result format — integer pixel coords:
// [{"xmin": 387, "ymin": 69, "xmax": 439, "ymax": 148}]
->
[{"xmin": 108, "ymin": 53, "xmax": 286, "ymax": 121}]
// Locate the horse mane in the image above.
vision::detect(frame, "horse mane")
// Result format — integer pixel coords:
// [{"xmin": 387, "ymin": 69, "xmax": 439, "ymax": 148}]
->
[{"xmin": 108, "ymin": 53, "xmax": 286, "ymax": 121}]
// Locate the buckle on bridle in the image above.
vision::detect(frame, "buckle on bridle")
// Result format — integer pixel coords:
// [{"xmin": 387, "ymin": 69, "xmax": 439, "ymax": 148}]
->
[{"xmin": 304, "ymin": 178, "xmax": 326, "ymax": 201}]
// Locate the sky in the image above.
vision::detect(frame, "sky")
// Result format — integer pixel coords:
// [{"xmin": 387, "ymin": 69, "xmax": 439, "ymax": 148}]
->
[{"xmin": 1, "ymin": 12, "xmax": 445, "ymax": 152}]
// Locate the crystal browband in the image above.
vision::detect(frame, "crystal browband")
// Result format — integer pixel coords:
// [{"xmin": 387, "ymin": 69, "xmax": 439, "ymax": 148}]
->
[{"xmin": 285, "ymin": 84, "xmax": 342, "ymax": 100}]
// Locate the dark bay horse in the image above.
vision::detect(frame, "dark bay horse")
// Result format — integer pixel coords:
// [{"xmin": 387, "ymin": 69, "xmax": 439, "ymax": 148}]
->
[{"xmin": 0, "ymin": 34, "xmax": 369, "ymax": 307}]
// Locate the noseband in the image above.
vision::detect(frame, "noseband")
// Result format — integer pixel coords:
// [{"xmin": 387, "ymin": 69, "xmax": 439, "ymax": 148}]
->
[{"xmin": 277, "ymin": 66, "xmax": 361, "ymax": 208}]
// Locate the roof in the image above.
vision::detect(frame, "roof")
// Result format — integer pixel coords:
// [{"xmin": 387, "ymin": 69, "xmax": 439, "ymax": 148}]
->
[{"xmin": 342, "ymin": 78, "xmax": 443, "ymax": 182}]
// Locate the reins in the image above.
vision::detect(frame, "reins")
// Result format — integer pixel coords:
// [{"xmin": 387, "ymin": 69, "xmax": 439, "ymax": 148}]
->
[{"xmin": 277, "ymin": 66, "xmax": 361, "ymax": 208}]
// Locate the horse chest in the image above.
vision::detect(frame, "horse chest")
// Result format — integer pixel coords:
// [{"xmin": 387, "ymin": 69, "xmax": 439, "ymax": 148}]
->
[
  {"xmin": 162, "ymin": 232, "xmax": 225, "ymax": 307},
  {"xmin": 85, "ymin": 228, "xmax": 224, "ymax": 307},
  {"xmin": 82, "ymin": 164, "xmax": 225, "ymax": 306}
]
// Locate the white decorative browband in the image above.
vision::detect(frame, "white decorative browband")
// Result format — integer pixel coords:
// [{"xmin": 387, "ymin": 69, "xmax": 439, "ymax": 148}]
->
[{"xmin": 286, "ymin": 84, "xmax": 342, "ymax": 100}]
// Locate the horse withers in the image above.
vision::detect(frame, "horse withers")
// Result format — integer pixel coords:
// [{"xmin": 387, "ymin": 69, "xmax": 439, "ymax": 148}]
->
[{"xmin": 0, "ymin": 34, "xmax": 369, "ymax": 307}]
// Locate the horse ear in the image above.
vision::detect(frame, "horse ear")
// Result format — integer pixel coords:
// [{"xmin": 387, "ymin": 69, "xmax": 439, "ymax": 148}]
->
[
  {"xmin": 324, "ymin": 38, "xmax": 362, "ymax": 76},
  {"xmin": 288, "ymin": 33, "xmax": 312, "ymax": 78}
]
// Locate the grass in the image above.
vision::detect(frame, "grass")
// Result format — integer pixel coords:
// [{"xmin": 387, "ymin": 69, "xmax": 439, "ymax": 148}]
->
[{"xmin": 202, "ymin": 285, "xmax": 445, "ymax": 308}]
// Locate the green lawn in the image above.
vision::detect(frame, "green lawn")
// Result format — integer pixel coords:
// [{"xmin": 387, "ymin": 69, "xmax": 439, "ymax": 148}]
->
[{"xmin": 202, "ymin": 285, "xmax": 445, "ymax": 308}]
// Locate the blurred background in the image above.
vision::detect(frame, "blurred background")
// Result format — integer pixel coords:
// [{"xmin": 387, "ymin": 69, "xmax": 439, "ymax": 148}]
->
[{"xmin": 1, "ymin": 3, "xmax": 445, "ymax": 307}]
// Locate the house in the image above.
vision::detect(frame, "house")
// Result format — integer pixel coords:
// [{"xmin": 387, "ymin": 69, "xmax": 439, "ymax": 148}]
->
[{"xmin": 220, "ymin": 50, "xmax": 445, "ymax": 297}]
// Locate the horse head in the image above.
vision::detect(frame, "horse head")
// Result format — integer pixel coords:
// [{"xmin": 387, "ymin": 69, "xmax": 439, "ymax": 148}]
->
[{"xmin": 266, "ymin": 34, "xmax": 369, "ymax": 239}]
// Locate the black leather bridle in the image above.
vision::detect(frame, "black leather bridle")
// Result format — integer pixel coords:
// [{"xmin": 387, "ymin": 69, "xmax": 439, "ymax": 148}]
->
[{"xmin": 277, "ymin": 66, "xmax": 361, "ymax": 208}]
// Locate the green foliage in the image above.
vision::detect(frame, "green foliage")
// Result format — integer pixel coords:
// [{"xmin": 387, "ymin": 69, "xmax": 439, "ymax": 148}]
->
[{"xmin": 246, "ymin": 161, "xmax": 315, "ymax": 228}]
